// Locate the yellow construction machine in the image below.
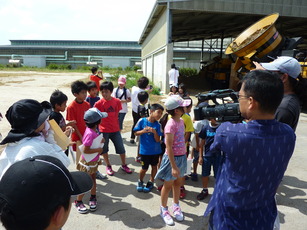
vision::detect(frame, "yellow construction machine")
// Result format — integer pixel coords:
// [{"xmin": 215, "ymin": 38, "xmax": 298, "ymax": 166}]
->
[{"xmin": 224, "ymin": 13, "xmax": 306, "ymax": 89}]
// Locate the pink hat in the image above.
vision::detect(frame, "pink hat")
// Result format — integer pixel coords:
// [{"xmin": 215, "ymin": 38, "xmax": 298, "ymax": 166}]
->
[{"xmin": 118, "ymin": 76, "xmax": 126, "ymax": 84}]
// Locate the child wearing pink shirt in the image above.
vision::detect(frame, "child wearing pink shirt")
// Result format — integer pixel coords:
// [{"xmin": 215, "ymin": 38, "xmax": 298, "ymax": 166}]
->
[
  {"xmin": 75, "ymin": 108, "xmax": 108, "ymax": 214},
  {"xmin": 155, "ymin": 95, "xmax": 190, "ymax": 226}
]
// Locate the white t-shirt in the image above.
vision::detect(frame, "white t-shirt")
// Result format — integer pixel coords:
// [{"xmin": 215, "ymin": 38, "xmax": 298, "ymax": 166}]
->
[
  {"xmin": 168, "ymin": 68, "xmax": 179, "ymax": 86},
  {"xmin": 111, "ymin": 87, "xmax": 131, "ymax": 113},
  {"xmin": 190, "ymin": 119, "xmax": 209, "ymax": 149},
  {"xmin": 131, "ymin": 86, "xmax": 145, "ymax": 113},
  {"xmin": 0, "ymin": 137, "xmax": 70, "ymax": 179}
]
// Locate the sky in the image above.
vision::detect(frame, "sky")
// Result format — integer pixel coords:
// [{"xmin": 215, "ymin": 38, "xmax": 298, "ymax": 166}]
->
[{"xmin": 0, "ymin": 0, "xmax": 157, "ymax": 45}]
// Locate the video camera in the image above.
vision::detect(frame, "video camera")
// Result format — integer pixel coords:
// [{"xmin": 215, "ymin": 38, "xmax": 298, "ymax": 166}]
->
[{"xmin": 194, "ymin": 89, "xmax": 243, "ymax": 122}]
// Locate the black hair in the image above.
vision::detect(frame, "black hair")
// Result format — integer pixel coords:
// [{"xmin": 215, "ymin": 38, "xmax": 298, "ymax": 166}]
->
[
  {"xmin": 171, "ymin": 64, "xmax": 176, "ymax": 68},
  {"xmin": 137, "ymin": 77, "xmax": 149, "ymax": 89},
  {"xmin": 100, "ymin": 81, "xmax": 114, "ymax": 92},
  {"xmin": 85, "ymin": 119, "xmax": 101, "ymax": 128},
  {"xmin": 49, "ymin": 89, "xmax": 68, "ymax": 109},
  {"xmin": 170, "ymin": 85, "xmax": 178, "ymax": 90},
  {"xmin": 167, "ymin": 107, "xmax": 184, "ymax": 117},
  {"xmin": 183, "ymin": 96, "xmax": 193, "ymax": 108},
  {"xmin": 178, "ymin": 83, "xmax": 188, "ymax": 97},
  {"xmin": 150, "ymin": 103, "xmax": 164, "ymax": 112},
  {"xmin": 91, "ymin": 67, "xmax": 98, "ymax": 74},
  {"xmin": 289, "ymin": 75, "xmax": 307, "ymax": 109},
  {"xmin": 86, "ymin": 81, "xmax": 98, "ymax": 91},
  {"xmin": 137, "ymin": 91, "xmax": 149, "ymax": 104},
  {"xmin": 71, "ymin": 80, "xmax": 88, "ymax": 95},
  {"xmin": 242, "ymin": 70, "xmax": 283, "ymax": 114},
  {"xmin": 0, "ymin": 195, "xmax": 70, "ymax": 230}
]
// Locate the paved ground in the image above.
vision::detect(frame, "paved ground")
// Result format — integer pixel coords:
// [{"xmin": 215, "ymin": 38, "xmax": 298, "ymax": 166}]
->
[{"xmin": 0, "ymin": 72, "xmax": 306, "ymax": 230}]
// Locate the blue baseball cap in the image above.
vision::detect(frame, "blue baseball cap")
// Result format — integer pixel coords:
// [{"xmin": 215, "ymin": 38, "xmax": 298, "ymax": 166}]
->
[{"xmin": 84, "ymin": 108, "xmax": 108, "ymax": 124}]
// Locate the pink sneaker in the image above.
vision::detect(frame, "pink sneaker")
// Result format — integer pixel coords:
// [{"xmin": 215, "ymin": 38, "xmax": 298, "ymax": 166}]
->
[
  {"xmin": 172, "ymin": 203, "xmax": 184, "ymax": 221},
  {"xmin": 135, "ymin": 156, "xmax": 141, "ymax": 163},
  {"xmin": 120, "ymin": 164, "xmax": 132, "ymax": 174},
  {"xmin": 89, "ymin": 198, "xmax": 97, "ymax": 211},
  {"xmin": 160, "ymin": 207, "xmax": 174, "ymax": 225},
  {"xmin": 106, "ymin": 166, "xmax": 114, "ymax": 176}
]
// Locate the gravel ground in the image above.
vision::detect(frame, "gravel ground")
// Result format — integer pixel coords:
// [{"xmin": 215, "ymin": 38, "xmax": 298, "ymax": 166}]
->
[{"xmin": 0, "ymin": 71, "xmax": 306, "ymax": 230}]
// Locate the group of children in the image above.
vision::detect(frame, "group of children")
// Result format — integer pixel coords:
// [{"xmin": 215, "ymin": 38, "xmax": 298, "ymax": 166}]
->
[
  {"xmin": 48, "ymin": 71, "xmax": 133, "ymax": 214},
  {"xmin": 48, "ymin": 69, "xmax": 222, "ymax": 226},
  {"xmin": 128, "ymin": 81, "xmax": 223, "ymax": 225}
]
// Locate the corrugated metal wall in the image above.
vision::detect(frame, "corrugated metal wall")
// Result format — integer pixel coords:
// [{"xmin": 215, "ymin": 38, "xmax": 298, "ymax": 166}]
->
[{"xmin": 170, "ymin": 0, "xmax": 307, "ymax": 17}]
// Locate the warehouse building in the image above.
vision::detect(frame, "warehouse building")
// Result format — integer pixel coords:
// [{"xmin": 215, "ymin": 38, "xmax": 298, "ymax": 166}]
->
[
  {"xmin": 139, "ymin": 0, "xmax": 307, "ymax": 92},
  {"xmin": 0, "ymin": 40, "xmax": 142, "ymax": 68},
  {"xmin": 0, "ymin": 39, "xmax": 213, "ymax": 72}
]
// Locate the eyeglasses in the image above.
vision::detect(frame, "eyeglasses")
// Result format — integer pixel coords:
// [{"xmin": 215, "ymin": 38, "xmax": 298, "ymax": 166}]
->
[{"xmin": 237, "ymin": 94, "xmax": 250, "ymax": 100}]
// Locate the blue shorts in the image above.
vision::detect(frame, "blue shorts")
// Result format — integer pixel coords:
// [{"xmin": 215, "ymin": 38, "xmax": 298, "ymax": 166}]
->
[
  {"xmin": 202, "ymin": 155, "xmax": 221, "ymax": 177},
  {"xmin": 102, "ymin": 131, "xmax": 125, "ymax": 154},
  {"xmin": 118, "ymin": 113, "xmax": 126, "ymax": 130},
  {"xmin": 155, "ymin": 154, "xmax": 187, "ymax": 181}
]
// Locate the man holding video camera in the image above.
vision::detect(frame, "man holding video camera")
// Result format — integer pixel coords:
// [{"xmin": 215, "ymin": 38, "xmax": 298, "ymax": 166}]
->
[{"xmin": 205, "ymin": 70, "xmax": 296, "ymax": 230}]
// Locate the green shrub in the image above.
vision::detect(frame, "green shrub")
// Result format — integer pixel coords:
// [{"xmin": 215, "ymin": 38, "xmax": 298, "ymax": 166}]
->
[
  {"xmin": 6, "ymin": 63, "xmax": 20, "ymax": 68},
  {"xmin": 133, "ymin": 65, "xmax": 141, "ymax": 71},
  {"xmin": 151, "ymin": 86, "xmax": 161, "ymax": 95},
  {"xmin": 47, "ymin": 64, "xmax": 58, "ymax": 70},
  {"xmin": 179, "ymin": 67, "xmax": 198, "ymax": 77},
  {"xmin": 125, "ymin": 66, "xmax": 133, "ymax": 71},
  {"xmin": 102, "ymin": 66, "xmax": 110, "ymax": 71},
  {"xmin": 59, "ymin": 64, "xmax": 72, "ymax": 70},
  {"xmin": 76, "ymin": 65, "xmax": 91, "ymax": 71}
]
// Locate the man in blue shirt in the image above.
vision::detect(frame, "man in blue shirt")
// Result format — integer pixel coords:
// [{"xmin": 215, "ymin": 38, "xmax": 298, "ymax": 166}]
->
[{"xmin": 205, "ymin": 70, "xmax": 296, "ymax": 230}]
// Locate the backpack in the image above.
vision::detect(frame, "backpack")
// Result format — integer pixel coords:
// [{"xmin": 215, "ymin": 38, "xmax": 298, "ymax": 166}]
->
[{"xmin": 115, "ymin": 87, "xmax": 127, "ymax": 100}]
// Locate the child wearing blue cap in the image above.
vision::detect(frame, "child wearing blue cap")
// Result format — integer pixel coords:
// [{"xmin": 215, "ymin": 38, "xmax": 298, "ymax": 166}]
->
[{"xmin": 75, "ymin": 108, "xmax": 108, "ymax": 214}]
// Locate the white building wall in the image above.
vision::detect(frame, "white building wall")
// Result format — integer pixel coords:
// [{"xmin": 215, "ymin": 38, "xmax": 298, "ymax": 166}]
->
[
  {"xmin": 146, "ymin": 57, "xmax": 153, "ymax": 81},
  {"xmin": 23, "ymin": 56, "xmax": 46, "ymax": 68},
  {"xmin": 142, "ymin": 59, "xmax": 147, "ymax": 76},
  {"xmin": 142, "ymin": 10, "xmax": 167, "ymax": 58},
  {"xmin": 103, "ymin": 57, "xmax": 130, "ymax": 68},
  {"xmin": 153, "ymin": 50, "xmax": 166, "ymax": 91}
]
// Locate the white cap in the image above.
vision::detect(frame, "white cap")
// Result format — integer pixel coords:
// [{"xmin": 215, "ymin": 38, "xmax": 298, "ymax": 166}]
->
[
  {"xmin": 260, "ymin": 56, "xmax": 301, "ymax": 79},
  {"xmin": 165, "ymin": 95, "xmax": 191, "ymax": 110}
]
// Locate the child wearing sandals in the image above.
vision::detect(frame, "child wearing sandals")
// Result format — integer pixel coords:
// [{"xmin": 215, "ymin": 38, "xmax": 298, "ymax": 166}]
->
[
  {"xmin": 75, "ymin": 108, "xmax": 108, "ymax": 214},
  {"xmin": 155, "ymin": 95, "xmax": 190, "ymax": 226}
]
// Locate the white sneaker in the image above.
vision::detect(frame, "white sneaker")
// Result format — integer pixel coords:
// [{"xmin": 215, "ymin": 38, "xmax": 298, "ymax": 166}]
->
[
  {"xmin": 160, "ymin": 207, "xmax": 174, "ymax": 225},
  {"xmin": 96, "ymin": 171, "xmax": 107, "ymax": 180},
  {"xmin": 172, "ymin": 203, "xmax": 184, "ymax": 221}
]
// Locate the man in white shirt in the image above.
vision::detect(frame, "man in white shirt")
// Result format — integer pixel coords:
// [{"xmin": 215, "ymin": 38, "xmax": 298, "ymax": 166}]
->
[{"xmin": 168, "ymin": 64, "xmax": 179, "ymax": 87}]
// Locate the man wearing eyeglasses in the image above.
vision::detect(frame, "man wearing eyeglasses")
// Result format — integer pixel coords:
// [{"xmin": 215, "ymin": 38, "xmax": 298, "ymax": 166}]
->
[{"xmin": 205, "ymin": 70, "xmax": 296, "ymax": 230}]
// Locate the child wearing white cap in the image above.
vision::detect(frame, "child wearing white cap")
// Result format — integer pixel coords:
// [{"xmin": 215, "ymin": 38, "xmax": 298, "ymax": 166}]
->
[{"xmin": 155, "ymin": 95, "xmax": 190, "ymax": 226}]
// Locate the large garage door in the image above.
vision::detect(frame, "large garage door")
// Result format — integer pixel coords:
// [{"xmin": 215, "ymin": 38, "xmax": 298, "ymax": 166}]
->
[{"xmin": 153, "ymin": 50, "xmax": 166, "ymax": 91}]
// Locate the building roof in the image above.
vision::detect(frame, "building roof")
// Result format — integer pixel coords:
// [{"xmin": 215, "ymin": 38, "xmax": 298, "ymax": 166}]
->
[
  {"xmin": 9, "ymin": 40, "xmax": 140, "ymax": 48},
  {"xmin": 139, "ymin": 0, "xmax": 307, "ymax": 48}
]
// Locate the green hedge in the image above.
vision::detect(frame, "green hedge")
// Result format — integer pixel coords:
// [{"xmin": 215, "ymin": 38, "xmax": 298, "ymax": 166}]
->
[
  {"xmin": 47, "ymin": 64, "xmax": 72, "ymax": 70},
  {"xmin": 179, "ymin": 67, "xmax": 198, "ymax": 77}
]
